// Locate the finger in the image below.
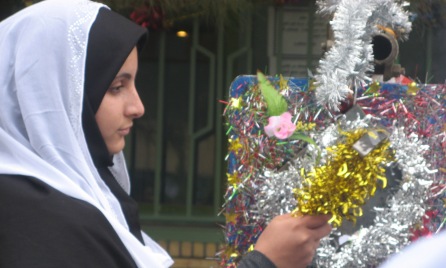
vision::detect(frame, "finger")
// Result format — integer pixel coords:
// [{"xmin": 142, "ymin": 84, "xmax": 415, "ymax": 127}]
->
[
  {"xmin": 300, "ymin": 214, "xmax": 331, "ymax": 229},
  {"xmin": 310, "ymin": 223, "xmax": 332, "ymax": 240}
]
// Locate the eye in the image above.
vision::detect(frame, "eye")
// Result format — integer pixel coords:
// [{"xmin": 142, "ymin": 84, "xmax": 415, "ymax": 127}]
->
[
  {"xmin": 108, "ymin": 83, "xmax": 124, "ymax": 94},
  {"xmin": 108, "ymin": 75, "xmax": 131, "ymax": 94},
  {"xmin": 109, "ymin": 85, "xmax": 123, "ymax": 92}
]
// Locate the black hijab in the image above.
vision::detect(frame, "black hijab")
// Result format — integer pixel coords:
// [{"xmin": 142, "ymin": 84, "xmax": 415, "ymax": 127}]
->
[
  {"xmin": 83, "ymin": 7, "xmax": 147, "ymax": 167},
  {"xmin": 82, "ymin": 7, "xmax": 147, "ymax": 243}
]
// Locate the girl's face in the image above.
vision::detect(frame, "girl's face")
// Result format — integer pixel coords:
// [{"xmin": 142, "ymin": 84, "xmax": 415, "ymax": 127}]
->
[{"xmin": 95, "ymin": 47, "xmax": 145, "ymax": 155}]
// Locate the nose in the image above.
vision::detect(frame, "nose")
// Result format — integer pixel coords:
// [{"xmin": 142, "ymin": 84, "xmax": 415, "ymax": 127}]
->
[{"xmin": 126, "ymin": 85, "xmax": 145, "ymax": 118}]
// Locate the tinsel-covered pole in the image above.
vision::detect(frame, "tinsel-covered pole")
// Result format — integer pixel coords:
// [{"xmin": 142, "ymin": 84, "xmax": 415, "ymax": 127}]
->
[
  {"xmin": 314, "ymin": 0, "xmax": 411, "ymax": 110},
  {"xmin": 219, "ymin": 1, "xmax": 446, "ymax": 267},
  {"xmin": 314, "ymin": 129, "xmax": 437, "ymax": 267},
  {"xmin": 221, "ymin": 78, "xmax": 445, "ymax": 268}
]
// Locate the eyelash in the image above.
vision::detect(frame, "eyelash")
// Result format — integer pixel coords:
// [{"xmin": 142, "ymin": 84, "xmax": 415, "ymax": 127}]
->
[{"xmin": 109, "ymin": 85, "xmax": 124, "ymax": 93}]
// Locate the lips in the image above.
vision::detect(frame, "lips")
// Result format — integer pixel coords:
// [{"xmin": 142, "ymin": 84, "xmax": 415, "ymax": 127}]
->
[{"xmin": 118, "ymin": 125, "xmax": 132, "ymax": 135}]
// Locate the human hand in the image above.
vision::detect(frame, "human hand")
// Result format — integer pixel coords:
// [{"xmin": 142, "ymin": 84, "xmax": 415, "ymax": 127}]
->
[{"xmin": 254, "ymin": 213, "xmax": 332, "ymax": 268}]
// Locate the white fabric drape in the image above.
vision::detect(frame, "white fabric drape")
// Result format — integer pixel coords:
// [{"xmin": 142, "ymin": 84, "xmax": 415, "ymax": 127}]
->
[{"xmin": 0, "ymin": 0, "xmax": 173, "ymax": 267}]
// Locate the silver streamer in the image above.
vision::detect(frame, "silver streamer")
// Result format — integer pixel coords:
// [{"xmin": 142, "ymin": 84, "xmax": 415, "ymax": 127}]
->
[
  {"xmin": 314, "ymin": 0, "xmax": 412, "ymax": 111},
  {"xmin": 316, "ymin": 0, "xmax": 342, "ymax": 15},
  {"xmin": 314, "ymin": 128, "xmax": 436, "ymax": 268},
  {"xmin": 254, "ymin": 166, "xmax": 301, "ymax": 223},
  {"xmin": 254, "ymin": 139, "xmax": 322, "ymax": 223},
  {"xmin": 253, "ymin": 121, "xmax": 437, "ymax": 267},
  {"xmin": 253, "ymin": 115, "xmax": 376, "ymax": 222}
]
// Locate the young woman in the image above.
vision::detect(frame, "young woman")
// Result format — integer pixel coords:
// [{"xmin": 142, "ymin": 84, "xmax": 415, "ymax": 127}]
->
[
  {"xmin": 0, "ymin": 0, "xmax": 330, "ymax": 267},
  {"xmin": 0, "ymin": 0, "xmax": 172, "ymax": 267}
]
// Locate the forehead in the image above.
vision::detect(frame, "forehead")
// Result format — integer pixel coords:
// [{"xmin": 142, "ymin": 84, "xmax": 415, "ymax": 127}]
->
[{"xmin": 116, "ymin": 47, "xmax": 138, "ymax": 76}]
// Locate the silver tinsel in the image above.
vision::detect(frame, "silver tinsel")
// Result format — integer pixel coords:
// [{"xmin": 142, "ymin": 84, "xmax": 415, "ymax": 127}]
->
[
  {"xmin": 253, "ymin": 122, "xmax": 436, "ymax": 267},
  {"xmin": 254, "ymin": 116, "xmax": 377, "ymax": 223},
  {"xmin": 254, "ymin": 140, "xmax": 322, "ymax": 223},
  {"xmin": 316, "ymin": 0, "xmax": 342, "ymax": 15},
  {"xmin": 314, "ymin": 0, "xmax": 412, "ymax": 111},
  {"xmin": 254, "ymin": 166, "xmax": 301, "ymax": 223},
  {"xmin": 314, "ymin": 128, "xmax": 436, "ymax": 268}
]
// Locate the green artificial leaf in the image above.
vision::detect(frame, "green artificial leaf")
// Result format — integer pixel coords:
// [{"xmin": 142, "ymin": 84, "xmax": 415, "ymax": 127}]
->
[
  {"xmin": 289, "ymin": 132, "xmax": 316, "ymax": 145},
  {"xmin": 257, "ymin": 71, "xmax": 288, "ymax": 116},
  {"xmin": 289, "ymin": 132, "xmax": 322, "ymax": 164}
]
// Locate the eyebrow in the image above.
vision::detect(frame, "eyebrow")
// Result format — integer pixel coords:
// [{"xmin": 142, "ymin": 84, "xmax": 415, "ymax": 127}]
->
[{"xmin": 114, "ymin": 72, "xmax": 132, "ymax": 80}]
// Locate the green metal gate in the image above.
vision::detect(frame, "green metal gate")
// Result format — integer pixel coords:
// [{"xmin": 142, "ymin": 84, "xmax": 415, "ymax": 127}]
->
[{"xmin": 124, "ymin": 9, "xmax": 266, "ymax": 244}]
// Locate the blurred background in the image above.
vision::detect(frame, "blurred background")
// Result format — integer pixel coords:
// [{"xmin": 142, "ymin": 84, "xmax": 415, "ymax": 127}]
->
[{"xmin": 2, "ymin": 0, "xmax": 446, "ymax": 267}]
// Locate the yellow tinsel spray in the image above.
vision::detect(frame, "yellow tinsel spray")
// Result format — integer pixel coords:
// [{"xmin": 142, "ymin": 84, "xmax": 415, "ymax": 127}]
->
[{"xmin": 293, "ymin": 128, "xmax": 394, "ymax": 227}]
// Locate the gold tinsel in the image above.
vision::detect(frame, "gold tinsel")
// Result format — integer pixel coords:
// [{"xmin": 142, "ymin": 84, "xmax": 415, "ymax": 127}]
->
[{"xmin": 293, "ymin": 128, "xmax": 393, "ymax": 227}]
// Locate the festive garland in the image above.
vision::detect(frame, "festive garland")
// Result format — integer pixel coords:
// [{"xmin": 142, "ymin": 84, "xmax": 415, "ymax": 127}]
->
[
  {"xmin": 220, "ymin": 74, "xmax": 446, "ymax": 267},
  {"xmin": 219, "ymin": 1, "xmax": 446, "ymax": 266},
  {"xmin": 314, "ymin": 0, "xmax": 411, "ymax": 111},
  {"xmin": 314, "ymin": 126, "xmax": 438, "ymax": 267}
]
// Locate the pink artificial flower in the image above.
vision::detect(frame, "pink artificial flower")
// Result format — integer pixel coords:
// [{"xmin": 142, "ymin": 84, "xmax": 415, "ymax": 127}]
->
[{"xmin": 264, "ymin": 112, "xmax": 296, "ymax": 139}]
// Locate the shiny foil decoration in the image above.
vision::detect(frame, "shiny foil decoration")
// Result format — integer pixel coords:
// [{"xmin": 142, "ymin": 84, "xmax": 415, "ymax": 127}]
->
[
  {"xmin": 314, "ymin": 0, "xmax": 411, "ymax": 110},
  {"xmin": 294, "ymin": 128, "xmax": 393, "ymax": 227},
  {"xmin": 313, "ymin": 128, "xmax": 436, "ymax": 267},
  {"xmin": 221, "ymin": 71, "xmax": 446, "ymax": 267},
  {"xmin": 254, "ymin": 166, "xmax": 301, "ymax": 223}
]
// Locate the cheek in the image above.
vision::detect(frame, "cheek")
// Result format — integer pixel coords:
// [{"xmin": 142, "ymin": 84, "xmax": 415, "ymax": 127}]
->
[
  {"xmin": 95, "ymin": 104, "xmax": 123, "ymax": 154},
  {"xmin": 95, "ymin": 97, "xmax": 117, "ymax": 138},
  {"xmin": 95, "ymin": 111, "xmax": 112, "ymax": 137}
]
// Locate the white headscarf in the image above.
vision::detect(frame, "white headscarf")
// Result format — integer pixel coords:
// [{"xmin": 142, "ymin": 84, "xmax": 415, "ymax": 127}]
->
[{"xmin": 0, "ymin": 0, "xmax": 173, "ymax": 267}]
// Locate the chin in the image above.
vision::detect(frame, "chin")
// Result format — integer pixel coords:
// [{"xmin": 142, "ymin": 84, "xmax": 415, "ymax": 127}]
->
[{"xmin": 108, "ymin": 141, "xmax": 125, "ymax": 155}]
